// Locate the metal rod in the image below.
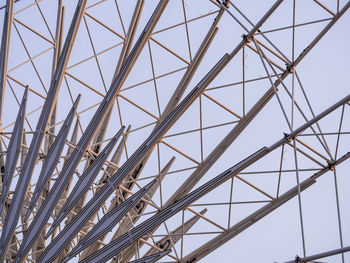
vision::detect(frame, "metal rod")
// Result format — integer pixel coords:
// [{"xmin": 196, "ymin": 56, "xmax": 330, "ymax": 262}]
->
[
  {"xmin": 62, "ymin": 179, "xmax": 157, "ymax": 262},
  {"xmin": 0, "ymin": 0, "xmax": 14, "ymax": 129},
  {"xmin": 46, "ymin": 126, "xmax": 125, "ymax": 236},
  {"xmin": 25, "ymin": 95, "xmax": 81, "ymax": 220},
  {"xmin": 0, "ymin": 87, "xmax": 27, "ymax": 215},
  {"xmin": 284, "ymin": 245, "xmax": 350, "ymax": 263}
]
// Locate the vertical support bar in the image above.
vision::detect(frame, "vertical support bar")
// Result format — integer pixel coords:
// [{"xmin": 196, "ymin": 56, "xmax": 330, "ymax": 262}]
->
[
  {"xmin": 52, "ymin": 119, "xmax": 79, "ymax": 238},
  {"xmin": 113, "ymin": 0, "xmax": 144, "ymax": 78},
  {"xmin": 36, "ymin": 3, "xmax": 64, "ymax": 259},
  {"xmin": 0, "ymin": 0, "xmax": 14, "ymax": 129},
  {"xmin": 0, "ymin": 1, "xmax": 14, "ymax": 212},
  {"xmin": 44, "ymin": 0, "xmax": 65, "ymax": 155}
]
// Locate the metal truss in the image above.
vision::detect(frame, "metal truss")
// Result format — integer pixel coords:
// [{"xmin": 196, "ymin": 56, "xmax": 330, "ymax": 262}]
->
[{"xmin": 0, "ymin": 0, "xmax": 349, "ymax": 262}]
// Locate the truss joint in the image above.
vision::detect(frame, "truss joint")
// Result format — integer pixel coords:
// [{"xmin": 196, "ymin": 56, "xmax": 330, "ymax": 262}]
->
[
  {"xmin": 286, "ymin": 63, "xmax": 294, "ymax": 73},
  {"xmin": 242, "ymin": 34, "xmax": 251, "ymax": 43},
  {"xmin": 216, "ymin": 0, "xmax": 229, "ymax": 8},
  {"xmin": 327, "ymin": 162, "xmax": 335, "ymax": 171},
  {"xmin": 294, "ymin": 255, "xmax": 302, "ymax": 263}
]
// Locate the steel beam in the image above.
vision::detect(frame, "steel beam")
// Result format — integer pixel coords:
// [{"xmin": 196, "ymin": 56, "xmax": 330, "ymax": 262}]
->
[
  {"xmin": 117, "ymin": 157, "xmax": 176, "ymax": 263},
  {"xmin": 0, "ymin": 0, "xmax": 14, "ymax": 129},
  {"xmin": 17, "ymin": 95, "xmax": 82, "ymax": 261},
  {"xmin": 0, "ymin": 0, "xmax": 87, "ymax": 261},
  {"xmin": 17, "ymin": 127, "xmax": 124, "ymax": 263},
  {"xmin": 117, "ymin": 157, "xmax": 175, "ymax": 237},
  {"xmin": 113, "ymin": 0, "xmax": 144, "ymax": 78},
  {"xmin": 0, "ymin": 143, "xmax": 5, "ymax": 204},
  {"xmin": 65, "ymin": 3, "xmax": 143, "ymax": 242},
  {"xmin": 61, "ymin": 179, "xmax": 157, "ymax": 262},
  {"xmin": 19, "ymin": 129, "xmax": 28, "ymax": 233},
  {"xmin": 284, "ymin": 245, "xmax": 350, "ymax": 263},
  {"xmin": 0, "ymin": 88, "xmax": 27, "ymax": 262},
  {"xmin": 52, "ymin": 118, "xmax": 80, "ymax": 239},
  {"xmin": 118, "ymin": 1, "xmax": 285, "ymax": 259},
  {"xmin": 14, "ymin": 1, "xmax": 169, "ymax": 262},
  {"xmin": 37, "ymin": 2, "xmax": 285, "ymax": 261},
  {"xmin": 46, "ymin": 126, "xmax": 125, "ymax": 236},
  {"xmin": 76, "ymin": 126, "xmax": 131, "ymax": 259},
  {"xmin": 86, "ymin": 0, "xmax": 144, "ymax": 192},
  {"xmin": 129, "ymin": 250, "xmax": 171, "ymax": 263},
  {"xmin": 97, "ymin": 125, "xmax": 131, "ymax": 190},
  {"xmin": 60, "ymin": 126, "xmax": 130, "ymax": 256},
  {"xmin": 80, "ymin": 94, "xmax": 350, "ymax": 262},
  {"xmin": 119, "ymin": 9, "xmax": 223, "ymax": 225},
  {"xmin": 180, "ymin": 152, "xmax": 350, "ymax": 263},
  {"xmin": 128, "ymin": 0, "xmax": 281, "ymax": 213},
  {"xmin": 79, "ymin": 155, "xmax": 174, "ymax": 260},
  {"xmin": 25, "ymin": 95, "xmax": 80, "ymax": 220},
  {"xmin": 160, "ymin": 9, "xmax": 223, "ymax": 121},
  {"xmin": 0, "ymin": 88, "xmax": 27, "ymax": 214},
  {"xmin": 86, "ymin": 0, "xmax": 150, "ymax": 208},
  {"xmin": 0, "ymin": 201, "xmax": 17, "ymax": 262},
  {"xmin": 43, "ymin": 51, "xmax": 230, "ymax": 263},
  {"xmin": 292, "ymin": 1, "xmax": 350, "ymax": 68},
  {"xmin": 44, "ymin": 0, "xmax": 65, "ymax": 156}
]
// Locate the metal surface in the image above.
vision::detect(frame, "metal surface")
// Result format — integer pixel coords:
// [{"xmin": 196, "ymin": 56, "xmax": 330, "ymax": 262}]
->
[
  {"xmin": 0, "ymin": 0, "xmax": 349, "ymax": 262},
  {"xmin": 284, "ymin": 246, "xmax": 350, "ymax": 263},
  {"xmin": 0, "ymin": 0, "xmax": 14, "ymax": 129},
  {"xmin": 46, "ymin": 126, "xmax": 124, "ymax": 237},
  {"xmin": 129, "ymin": 250, "xmax": 171, "ymax": 263},
  {"xmin": 80, "ymin": 95, "xmax": 350, "ymax": 263},
  {"xmin": 25, "ymin": 94, "xmax": 80, "ymax": 220},
  {"xmin": 0, "ymin": 87, "xmax": 27, "ymax": 214},
  {"xmin": 0, "ymin": 0, "xmax": 87, "ymax": 260},
  {"xmin": 61, "ymin": 179, "xmax": 156, "ymax": 262}
]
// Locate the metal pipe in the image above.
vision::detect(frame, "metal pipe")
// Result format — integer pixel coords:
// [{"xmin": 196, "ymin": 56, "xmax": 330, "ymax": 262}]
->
[
  {"xmin": 0, "ymin": 0, "xmax": 14, "ymax": 129},
  {"xmin": 284, "ymin": 245, "xmax": 350, "ymax": 263}
]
